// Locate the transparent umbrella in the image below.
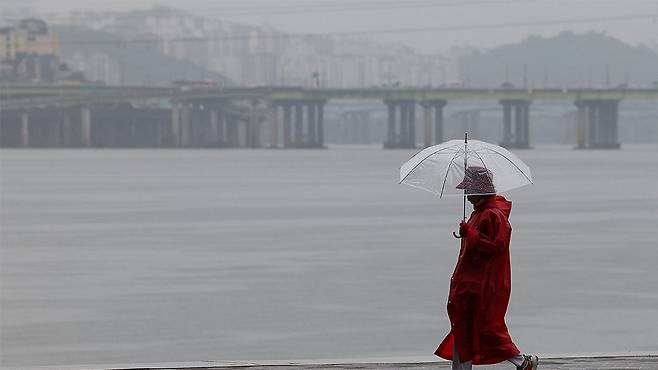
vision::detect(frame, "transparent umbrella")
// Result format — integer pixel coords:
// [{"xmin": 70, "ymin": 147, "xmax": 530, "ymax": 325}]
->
[{"xmin": 399, "ymin": 133, "xmax": 533, "ymax": 234}]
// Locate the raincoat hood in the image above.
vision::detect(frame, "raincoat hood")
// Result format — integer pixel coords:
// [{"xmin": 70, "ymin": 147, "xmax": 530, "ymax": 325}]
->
[{"xmin": 475, "ymin": 194, "xmax": 512, "ymax": 218}]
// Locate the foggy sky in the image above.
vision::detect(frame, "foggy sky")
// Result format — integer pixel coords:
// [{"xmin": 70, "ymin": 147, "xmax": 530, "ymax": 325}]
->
[{"xmin": 4, "ymin": 0, "xmax": 658, "ymax": 52}]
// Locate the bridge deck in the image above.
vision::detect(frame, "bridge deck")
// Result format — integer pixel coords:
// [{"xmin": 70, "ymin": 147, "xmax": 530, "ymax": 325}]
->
[{"xmin": 3, "ymin": 85, "xmax": 658, "ymax": 109}]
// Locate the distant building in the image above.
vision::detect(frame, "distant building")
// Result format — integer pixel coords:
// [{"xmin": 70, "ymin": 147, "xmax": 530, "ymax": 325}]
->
[
  {"xmin": 0, "ymin": 27, "xmax": 18, "ymax": 62},
  {"xmin": 0, "ymin": 18, "xmax": 83, "ymax": 83},
  {"xmin": 14, "ymin": 18, "xmax": 59, "ymax": 56},
  {"xmin": 68, "ymin": 8, "xmax": 451, "ymax": 87}
]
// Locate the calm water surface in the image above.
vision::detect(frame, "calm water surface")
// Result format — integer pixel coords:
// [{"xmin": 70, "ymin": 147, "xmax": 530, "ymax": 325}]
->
[{"xmin": 1, "ymin": 146, "xmax": 657, "ymax": 367}]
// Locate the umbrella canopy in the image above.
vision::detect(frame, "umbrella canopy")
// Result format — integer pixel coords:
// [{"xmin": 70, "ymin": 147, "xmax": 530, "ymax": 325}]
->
[{"xmin": 399, "ymin": 138, "xmax": 532, "ymax": 198}]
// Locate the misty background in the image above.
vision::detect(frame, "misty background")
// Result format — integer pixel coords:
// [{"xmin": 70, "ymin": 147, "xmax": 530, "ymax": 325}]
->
[{"xmin": 1, "ymin": 0, "xmax": 657, "ymax": 145}]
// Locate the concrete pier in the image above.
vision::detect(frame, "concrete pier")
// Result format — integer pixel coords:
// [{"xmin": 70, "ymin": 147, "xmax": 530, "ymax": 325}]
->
[
  {"xmin": 209, "ymin": 108, "xmax": 220, "ymax": 146},
  {"xmin": 383, "ymin": 100, "xmax": 416, "ymax": 149},
  {"xmin": 307, "ymin": 103, "xmax": 317, "ymax": 146},
  {"xmin": 575, "ymin": 99, "xmax": 621, "ymax": 149},
  {"xmin": 180, "ymin": 104, "xmax": 192, "ymax": 147},
  {"xmin": 275, "ymin": 100, "xmax": 325, "ymax": 148},
  {"xmin": 226, "ymin": 113, "xmax": 239, "ymax": 148},
  {"xmin": 282, "ymin": 103, "xmax": 292, "ymax": 148},
  {"xmin": 80, "ymin": 107, "xmax": 91, "ymax": 147},
  {"xmin": 340, "ymin": 111, "xmax": 370, "ymax": 144},
  {"xmin": 20, "ymin": 111, "xmax": 29, "ymax": 147},
  {"xmin": 385, "ymin": 100, "xmax": 445, "ymax": 149},
  {"xmin": 422, "ymin": 103, "xmax": 432, "ymax": 148},
  {"xmin": 294, "ymin": 103, "xmax": 303, "ymax": 147},
  {"xmin": 500, "ymin": 99, "xmax": 532, "ymax": 149},
  {"xmin": 170, "ymin": 105, "xmax": 181, "ymax": 147},
  {"xmin": 407, "ymin": 101, "xmax": 416, "ymax": 147},
  {"xmin": 317, "ymin": 102, "xmax": 324, "ymax": 147},
  {"xmin": 269, "ymin": 103, "xmax": 279, "ymax": 148},
  {"xmin": 433, "ymin": 100, "xmax": 446, "ymax": 145},
  {"xmin": 419, "ymin": 100, "xmax": 447, "ymax": 148},
  {"xmin": 247, "ymin": 101, "xmax": 262, "ymax": 148},
  {"xmin": 215, "ymin": 107, "xmax": 227, "ymax": 147},
  {"xmin": 1, "ymin": 103, "xmax": 231, "ymax": 148}
]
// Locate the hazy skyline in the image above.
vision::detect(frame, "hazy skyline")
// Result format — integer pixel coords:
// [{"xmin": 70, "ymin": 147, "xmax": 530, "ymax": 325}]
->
[{"xmin": 2, "ymin": 0, "xmax": 658, "ymax": 52}]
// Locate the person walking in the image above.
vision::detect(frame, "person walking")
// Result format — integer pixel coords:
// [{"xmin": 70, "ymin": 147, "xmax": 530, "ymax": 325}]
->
[{"xmin": 434, "ymin": 166, "xmax": 539, "ymax": 370}]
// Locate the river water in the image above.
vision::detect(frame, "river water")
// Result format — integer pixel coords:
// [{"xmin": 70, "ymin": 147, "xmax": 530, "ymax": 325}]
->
[{"xmin": 1, "ymin": 146, "xmax": 657, "ymax": 368}]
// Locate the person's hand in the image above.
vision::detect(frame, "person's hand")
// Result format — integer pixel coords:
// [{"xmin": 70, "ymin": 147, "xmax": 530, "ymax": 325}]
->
[{"xmin": 459, "ymin": 221, "xmax": 471, "ymax": 237}]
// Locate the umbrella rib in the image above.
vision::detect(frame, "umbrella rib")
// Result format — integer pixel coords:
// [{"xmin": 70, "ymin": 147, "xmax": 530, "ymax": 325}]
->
[
  {"xmin": 485, "ymin": 147, "xmax": 534, "ymax": 184},
  {"xmin": 439, "ymin": 147, "xmax": 464, "ymax": 198},
  {"xmin": 472, "ymin": 150, "xmax": 489, "ymax": 172},
  {"xmin": 399, "ymin": 144, "xmax": 461, "ymax": 184}
]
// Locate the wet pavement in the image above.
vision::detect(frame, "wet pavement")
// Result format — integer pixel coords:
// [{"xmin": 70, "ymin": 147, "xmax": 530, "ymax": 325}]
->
[{"xmin": 75, "ymin": 356, "xmax": 657, "ymax": 370}]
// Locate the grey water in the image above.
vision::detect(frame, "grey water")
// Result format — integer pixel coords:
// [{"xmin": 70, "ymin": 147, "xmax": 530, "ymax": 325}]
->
[{"xmin": 1, "ymin": 146, "xmax": 658, "ymax": 368}]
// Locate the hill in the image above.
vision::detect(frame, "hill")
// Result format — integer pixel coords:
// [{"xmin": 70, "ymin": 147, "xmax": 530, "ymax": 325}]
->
[{"xmin": 459, "ymin": 31, "xmax": 658, "ymax": 87}]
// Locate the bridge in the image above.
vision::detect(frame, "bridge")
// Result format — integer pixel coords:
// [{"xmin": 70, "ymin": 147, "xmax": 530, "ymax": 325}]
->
[{"xmin": 1, "ymin": 84, "xmax": 657, "ymax": 149}]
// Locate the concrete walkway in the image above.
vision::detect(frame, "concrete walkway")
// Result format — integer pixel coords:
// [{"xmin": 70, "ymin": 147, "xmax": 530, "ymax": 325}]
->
[{"xmin": 77, "ymin": 356, "xmax": 657, "ymax": 370}]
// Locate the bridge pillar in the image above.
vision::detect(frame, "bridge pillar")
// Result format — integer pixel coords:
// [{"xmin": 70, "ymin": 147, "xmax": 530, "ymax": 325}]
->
[
  {"xmin": 499, "ymin": 100, "xmax": 532, "ymax": 149},
  {"xmin": 433, "ymin": 100, "xmax": 446, "ymax": 145},
  {"xmin": 195, "ymin": 103, "xmax": 215, "ymax": 148},
  {"xmin": 80, "ymin": 107, "xmax": 91, "ymax": 147},
  {"xmin": 407, "ymin": 101, "xmax": 416, "ymax": 148},
  {"xmin": 218, "ymin": 105, "xmax": 228, "ymax": 147},
  {"xmin": 316, "ymin": 101, "xmax": 325, "ymax": 148},
  {"xmin": 422, "ymin": 102, "xmax": 432, "ymax": 148},
  {"xmin": 181, "ymin": 104, "xmax": 194, "ymax": 147},
  {"xmin": 189, "ymin": 104, "xmax": 200, "ymax": 147},
  {"xmin": 308, "ymin": 103, "xmax": 317, "ymax": 146},
  {"xmin": 420, "ymin": 100, "xmax": 447, "ymax": 147},
  {"xmin": 302, "ymin": 100, "xmax": 326, "ymax": 148},
  {"xmin": 170, "ymin": 105, "xmax": 180, "ymax": 147},
  {"xmin": 574, "ymin": 99, "xmax": 620, "ymax": 149},
  {"xmin": 598, "ymin": 100, "xmax": 620, "ymax": 149},
  {"xmin": 61, "ymin": 113, "xmax": 72, "ymax": 147},
  {"xmin": 294, "ymin": 102, "xmax": 304, "ymax": 148},
  {"xmin": 385, "ymin": 102, "xmax": 396, "ymax": 147},
  {"xmin": 199, "ymin": 104, "xmax": 211, "ymax": 147},
  {"xmin": 282, "ymin": 103, "xmax": 292, "ymax": 148},
  {"xmin": 226, "ymin": 113, "xmax": 239, "ymax": 148},
  {"xmin": 502, "ymin": 101, "xmax": 512, "ymax": 144},
  {"xmin": 217, "ymin": 108, "xmax": 227, "ymax": 147},
  {"xmin": 244, "ymin": 101, "xmax": 259, "ymax": 148},
  {"xmin": 399, "ymin": 102, "xmax": 409, "ymax": 147},
  {"xmin": 575, "ymin": 102, "xmax": 587, "ymax": 149},
  {"xmin": 269, "ymin": 103, "xmax": 279, "ymax": 148},
  {"xmin": 280, "ymin": 100, "xmax": 324, "ymax": 149},
  {"xmin": 249, "ymin": 101, "xmax": 262, "ymax": 148},
  {"xmin": 20, "ymin": 111, "xmax": 29, "ymax": 147},
  {"xmin": 209, "ymin": 107, "xmax": 220, "ymax": 147},
  {"xmin": 383, "ymin": 100, "xmax": 416, "ymax": 149},
  {"xmin": 359, "ymin": 111, "xmax": 369, "ymax": 143}
]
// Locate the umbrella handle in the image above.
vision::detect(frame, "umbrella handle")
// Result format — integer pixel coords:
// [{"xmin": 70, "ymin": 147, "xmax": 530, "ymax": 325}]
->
[{"xmin": 453, "ymin": 231, "xmax": 462, "ymax": 238}]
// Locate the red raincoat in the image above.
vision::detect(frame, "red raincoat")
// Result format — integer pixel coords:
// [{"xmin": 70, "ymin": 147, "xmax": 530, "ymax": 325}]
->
[{"xmin": 435, "ymin": 195, "xmax": 520, "ymax": 365}]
